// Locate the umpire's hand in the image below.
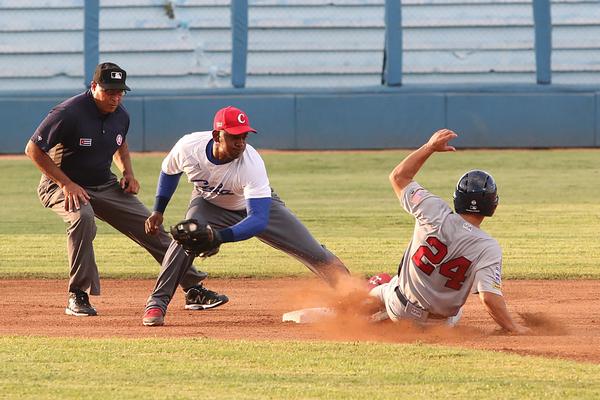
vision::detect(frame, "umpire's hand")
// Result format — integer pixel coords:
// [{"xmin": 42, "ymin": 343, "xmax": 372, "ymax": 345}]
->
[
  {"xmin": 120, "ymin": 173, "xmax": 140, "ymax": 194},
  {"xmin": 62, "ymin": 181, "xmax": 90, "ymax": 212},
  {"xmin": 145, "ymin": 211, "xmax": 163, "ymax": 235}
]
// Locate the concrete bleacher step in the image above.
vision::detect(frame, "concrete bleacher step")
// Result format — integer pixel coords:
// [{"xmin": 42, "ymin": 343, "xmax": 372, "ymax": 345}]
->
[{"xmin": 0, "ymin": 0, "xmax": 598, "ymax": 89}]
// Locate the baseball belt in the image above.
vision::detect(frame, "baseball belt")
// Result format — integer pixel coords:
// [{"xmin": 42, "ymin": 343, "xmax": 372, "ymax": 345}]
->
[{"xmin": 394, "ymin": 286, "xmax": 447, "ymax": 321}]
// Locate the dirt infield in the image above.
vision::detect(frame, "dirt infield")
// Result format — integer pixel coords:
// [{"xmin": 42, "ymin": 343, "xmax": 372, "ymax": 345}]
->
[{"xmin": 1, "ymin": 278, "xmax": 598, "ymax": 363}]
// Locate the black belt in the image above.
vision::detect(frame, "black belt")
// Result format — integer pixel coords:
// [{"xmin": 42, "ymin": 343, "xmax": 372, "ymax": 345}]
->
[{"xmin": 394, "ymin": 286, "xmax": 447, "ymax": 320}]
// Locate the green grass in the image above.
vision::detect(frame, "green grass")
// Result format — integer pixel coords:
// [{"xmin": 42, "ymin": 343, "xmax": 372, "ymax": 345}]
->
[
  {"xmin": 2, "ymin": 150, "xmax": 600, "ymax": 399},
  {"xmin": 2, "ymin": 149, "xmax": 600, "ymax": 279},
  {"xmin": 1, "ymin": 337, "xmax": 599, "ymax": 400}
]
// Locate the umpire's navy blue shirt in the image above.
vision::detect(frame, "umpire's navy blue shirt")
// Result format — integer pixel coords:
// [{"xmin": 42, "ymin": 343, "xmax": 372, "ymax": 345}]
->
[{"xmin": 31, "ymin": 90, "xmax": 130, "ymax": 186}]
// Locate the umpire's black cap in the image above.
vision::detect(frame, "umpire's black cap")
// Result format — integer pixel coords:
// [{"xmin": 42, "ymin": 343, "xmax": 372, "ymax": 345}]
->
[{"xmin": 93, "ymin": 62, "xmax": 131, "ymax": 91}]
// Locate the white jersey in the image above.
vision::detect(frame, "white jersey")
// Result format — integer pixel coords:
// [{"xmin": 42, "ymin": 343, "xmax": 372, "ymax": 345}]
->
[
  {"xmin": 397, "ymin": 181, "xmax": 503, "ymax": 317},
  {"xmin": 162, "ymin": 131, "xmax": 271, "ymax": 211}
]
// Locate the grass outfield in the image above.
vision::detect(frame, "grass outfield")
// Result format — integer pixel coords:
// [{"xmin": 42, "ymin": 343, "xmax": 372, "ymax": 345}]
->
[
  {"xmin": 1, "ymin": 337, "xmax": 599, "ymax": 400},
  {"xmin": 1, "ymin": 150, "xmax": 599, "ymax": 279},
  {"xmin": 1, "ymin": 150, "xmax": 600, "ymax": 399}
]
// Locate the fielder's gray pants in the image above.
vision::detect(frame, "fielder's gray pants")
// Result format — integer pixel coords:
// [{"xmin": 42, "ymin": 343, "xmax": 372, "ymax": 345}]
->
[
  {"xmin": 37, "ymin": 176, "xmax": 206, "ymax": 295},
  {"xmin": 146, "ymin": 190, "xmax": 350, "ymax": 312}
]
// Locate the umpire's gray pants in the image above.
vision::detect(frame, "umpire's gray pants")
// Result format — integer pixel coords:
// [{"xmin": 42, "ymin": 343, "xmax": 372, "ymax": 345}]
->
[
  {"xmin": 146, "ymin": 191, "xmax": 350, "ymax": 312},
  {"xmin": 37, "ymin": 176, "xmax": 206, "ymax": 295}
]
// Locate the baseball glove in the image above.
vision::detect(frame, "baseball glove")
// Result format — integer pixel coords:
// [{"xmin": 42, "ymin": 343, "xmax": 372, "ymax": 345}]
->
[{"xmin": 170, "ymin": 219, "xmax": 222, "ymax": 258}]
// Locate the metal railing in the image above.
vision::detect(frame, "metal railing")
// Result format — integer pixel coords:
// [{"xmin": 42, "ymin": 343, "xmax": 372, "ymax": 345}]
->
[{"xmin": 83, "ymin": 0, "xmax": 553, "ymax": 88}]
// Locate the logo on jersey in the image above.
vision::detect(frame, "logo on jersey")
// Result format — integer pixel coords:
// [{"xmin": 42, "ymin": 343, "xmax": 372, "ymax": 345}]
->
[
  {"xmin": 237, "ymin": 113, "xmax": 246, "ymax": 123},
  {"xmin": 492, "ymin": 265, "xmax": 502, "ymax": 290},
  {"xmin": 408, "ymin": 306, "xmax": 423, "ymax": 319},
  {"xmin": 192, "ymin": 179, "xmax": 234, "ymax": 195},
  {"xmin": 116, "ymin": 134, "xmax": 123, "ymax": 146},
  {"xmin": 37, "ymin": 135, "xmax": 43, "ymax": 142},
  {"xmin": 409, "ymin": 188, "xmax": 425, "ymax": 205},
  {"xmin": 79, "ymin": 138, "xmax": 92, "ymax": 146},
  {"xmin": 462, "ymin": 222, "xmax": 473, "ymax": 232}
]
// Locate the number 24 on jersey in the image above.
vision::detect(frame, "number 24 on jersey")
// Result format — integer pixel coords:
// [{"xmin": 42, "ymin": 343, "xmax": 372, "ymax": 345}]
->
[{"xmin": 411, "ymin": 236, "xmax": 472, "ymax": 290}]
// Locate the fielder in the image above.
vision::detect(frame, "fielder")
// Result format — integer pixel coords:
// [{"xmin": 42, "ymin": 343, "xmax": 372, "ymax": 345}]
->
[
  {"xmin": 368, "ymin": 129, "xmax": 530, "ymax": 334},
  {"xmin": 25, "ymin": 62, "xmax": 226, "ymax": 317},
  {"xmin": 142, "ymin": 105, "xmax": 351, "ymax": 326}
]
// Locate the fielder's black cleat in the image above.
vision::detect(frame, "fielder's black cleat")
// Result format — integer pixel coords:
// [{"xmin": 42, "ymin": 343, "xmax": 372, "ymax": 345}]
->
[
  {"xmin": 184, "ymin": 284, "xmax": 229, "ymax": 310},
  {"xmin": 65, "ymin": 289, "xmax": 97, "ymax": 316}
]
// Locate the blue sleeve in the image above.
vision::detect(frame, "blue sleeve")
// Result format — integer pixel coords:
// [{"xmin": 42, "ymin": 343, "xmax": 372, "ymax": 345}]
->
[
  {"xmin": 219, "ymin": 197, "xmax": 271, "ymax": 242},
  {"xmin": 152, "ymin": 171, "xmax": 182, "ymax": 213}
]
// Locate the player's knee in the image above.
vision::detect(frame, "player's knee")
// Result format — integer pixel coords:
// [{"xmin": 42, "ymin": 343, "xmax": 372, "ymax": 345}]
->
[{"xmin": 70, "ymin": 206, "xmax": 97, "ymax": 234}]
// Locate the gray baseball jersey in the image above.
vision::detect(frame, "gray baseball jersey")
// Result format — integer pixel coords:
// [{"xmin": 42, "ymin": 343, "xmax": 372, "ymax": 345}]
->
[{"xmin": 381, "ymin": 181, "xmax": 503, "ymax": 320}]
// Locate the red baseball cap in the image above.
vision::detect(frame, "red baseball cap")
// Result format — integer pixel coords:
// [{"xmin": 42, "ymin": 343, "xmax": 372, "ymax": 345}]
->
[{"xmin": 213, "ymin": 106, "xmax": 257, "ymax": 135}]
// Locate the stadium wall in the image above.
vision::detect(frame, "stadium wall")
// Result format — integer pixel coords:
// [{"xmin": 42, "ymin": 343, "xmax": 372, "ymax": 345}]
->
[
  {"xmin": 2, "ymin": 1, "xmax": 599, "ymax": 152},
  {"xmin": 2, "ymin": 85, "xmax": 599, "ymax": 153}
]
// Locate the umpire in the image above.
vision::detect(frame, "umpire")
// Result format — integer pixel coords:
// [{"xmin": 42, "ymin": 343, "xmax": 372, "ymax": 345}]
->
[{"xmin": 25, "ymin": 62, "xmax": 227, "ymax": 317}]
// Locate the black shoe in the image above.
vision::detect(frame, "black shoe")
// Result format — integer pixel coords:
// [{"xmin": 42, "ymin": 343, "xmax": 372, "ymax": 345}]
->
[
  {"xmin": 65, "ymin": 289, "xmax": 97, "ymax": 316},
  {"xmin": 184, "ymin": 284, "xmax": 229, "ymax": 310}
]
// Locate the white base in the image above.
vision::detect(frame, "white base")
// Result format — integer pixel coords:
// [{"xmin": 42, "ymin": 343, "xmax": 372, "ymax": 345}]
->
[{"xmin": 282, "ymin": 307, "xmax": 335, "ymax": 324}]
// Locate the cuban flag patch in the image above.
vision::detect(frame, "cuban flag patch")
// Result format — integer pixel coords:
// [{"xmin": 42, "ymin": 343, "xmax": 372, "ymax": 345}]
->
[{"xmin": 79, "ymin": 138, "xmax": 92, "ymax": 146}]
